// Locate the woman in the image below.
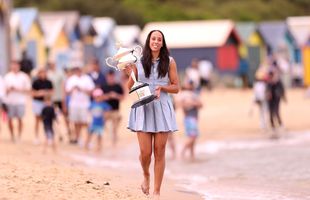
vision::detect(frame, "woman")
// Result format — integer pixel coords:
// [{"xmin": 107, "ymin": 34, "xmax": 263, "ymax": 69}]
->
[{"xmin": 125, "ymin": 30, "xmax": 179, "ymax": 199}]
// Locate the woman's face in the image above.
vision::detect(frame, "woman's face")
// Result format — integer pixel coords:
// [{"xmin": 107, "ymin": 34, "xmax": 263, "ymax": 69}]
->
[{"xmin": 149, "ymin": 31, "xmax": 163, "ymax": 52}]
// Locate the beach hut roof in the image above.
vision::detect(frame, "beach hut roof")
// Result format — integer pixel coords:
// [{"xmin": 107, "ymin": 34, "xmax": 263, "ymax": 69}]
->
[
  {"xmin": 114, "ymin": 25, "xmax": 141, "ymax": 47},
  {"xmin": 287, "ymin": 16, "xmax": 310, "ymax": 47},
  {"xmin": 10, "ymin": 12, "xmax": 21, "ymax": 35},
  {"xmin": 140, "ymin": 20, "xmax": 240, "ymax": 48},
  {"xmin": 79, "ymin": 16, "xmax": 96, "ymax": 36},
  {"xmin": 39, "ymin": 14, "xmax": 66, "ymax": 47},
  {"xmin": 13, "ymin": 8, "xmax": 40, "ymax": 37},
  {"xmin": 258, "ymin": 21, "xmax": 291, "ymax": 49},
  {"xmin": 40, "ymin": 11, "xmax": 80, "ymax": 36},
  {"xmin": 92, "ymin": 17, "xmax": 115, "ymax": 37},
  {"xmin": 235, "ymin": 22, "xmax": 257, "ymax": 42}
]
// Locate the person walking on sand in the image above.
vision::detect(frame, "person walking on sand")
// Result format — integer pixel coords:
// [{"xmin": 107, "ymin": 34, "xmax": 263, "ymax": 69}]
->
[
  {"xmin": 266, "ymin": 69, "xmax": 286, "ymax": 138},
  {"xmin": 3, "ymin": 61, "xmax": 31, "ymax": 142},
  {"xmin": 41, "ymin": 96, "xmax": 57, "ymax": 153},
  {"xmin": 177, "ymin": 80, "xmax": 202, "ymax": 161},
  {"xmin": 65, "ymin": 66, "xmax": 95, "ymax": 144},
  {"xmin": 101, "ymin": 70, "xmax": 124, "ymax": 147},
  {"xmin": 31, "ymin": 69, "xmax": 53, "ymax": 144},
  {"xmin": 84, "ymin": 88, "xmax": 110, "ymax": 152},
  {"xmin": 125, "ymin": 30, "xmax": 179, "ymax": 199}
]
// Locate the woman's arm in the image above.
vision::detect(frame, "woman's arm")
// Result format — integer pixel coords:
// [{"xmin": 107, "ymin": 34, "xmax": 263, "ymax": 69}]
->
[
  {"xmin": 157, "ymin": 58, "xmax": 179, "ymax": 95},
  {"xmin": 124, "ymin": 64, "xmax": 138, "ymax": 90}
]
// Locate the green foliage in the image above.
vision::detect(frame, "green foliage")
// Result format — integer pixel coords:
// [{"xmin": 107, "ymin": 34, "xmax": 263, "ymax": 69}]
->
[{"xmin": 14, "ymin": 0, "xmax": 310, "ymax": 26}]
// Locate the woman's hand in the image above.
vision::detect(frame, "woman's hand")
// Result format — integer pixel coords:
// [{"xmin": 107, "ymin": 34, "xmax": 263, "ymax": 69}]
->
[
  {"xmin": 155, "ymin": 86, "xmax": 161, "ymax": 98},
  {"xmin": 124, "ymin": 63, "xmax": 134, "ymax": 77}
]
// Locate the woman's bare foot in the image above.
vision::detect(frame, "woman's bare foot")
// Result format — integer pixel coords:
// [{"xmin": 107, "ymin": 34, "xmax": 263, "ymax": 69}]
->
[
  {"xmin": 153, "ymin": 193, "xmax": 160, "ymax": 200},
  {"xmin": 141, "ymin": 175, "xmax": 150, "ymax": 195}
]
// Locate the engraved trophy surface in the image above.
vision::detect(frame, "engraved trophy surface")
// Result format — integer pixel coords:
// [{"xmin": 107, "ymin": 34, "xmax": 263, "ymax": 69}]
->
[{"xmin": 105, "ymin": 45, "xmax": 156, "ymax": 108}]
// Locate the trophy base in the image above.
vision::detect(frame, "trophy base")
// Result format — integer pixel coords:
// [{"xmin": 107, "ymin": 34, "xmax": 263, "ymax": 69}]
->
[
  {"xmin": 131, "ymin": 94, "xmax": 157, "ymax": 109},
  {"xmin": 129, "ymin": 82, "xmax": 149, "ymax": 93}
]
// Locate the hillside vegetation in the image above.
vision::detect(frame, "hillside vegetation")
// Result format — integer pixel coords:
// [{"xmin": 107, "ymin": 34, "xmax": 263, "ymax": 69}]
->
[{"xmin": 14, "ymin": 0, "xmax": 310, "ymax": 26}]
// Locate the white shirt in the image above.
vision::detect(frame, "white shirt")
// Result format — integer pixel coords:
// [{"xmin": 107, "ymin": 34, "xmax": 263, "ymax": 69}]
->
[
  {"xmin": 47, "ymin": 69, "xmax": 65, "ymax": 101},
  {"xmin": 199, "ymin": 60, "xmax": 213, "ymax": 79},
  {"xmin": 4, "ymin": 71, "xmax": 31, "ymax": 105},
  {"xmin": 185, "ymin": 67, "xmax": 200, "ymax": 89},
  {"xmin": 253, "ymin": 81, "xmax": 266, "ymax": 102},
  {"xmin": 66, "ymin": 74, "xmax": 95, "ymax": 108},
  {"xmin": 0, "ymin": 76, "xmax": 5, "ymax": 100}
]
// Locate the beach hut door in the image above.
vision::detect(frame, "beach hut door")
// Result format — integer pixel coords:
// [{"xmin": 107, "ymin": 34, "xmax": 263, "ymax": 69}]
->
[{"xmin": 27, "ymin": 40, "xmax": 37, "ymax": 68}]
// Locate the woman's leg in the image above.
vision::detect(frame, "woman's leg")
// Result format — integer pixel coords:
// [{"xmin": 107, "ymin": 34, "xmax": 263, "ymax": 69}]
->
[
  {"xmin": 167, "ymin": 134, "xmax": 176, "ymax": 160},
  {"xmin": 153, "ymin": 132, "xmax": 169, "ymax": 196},
  {"xmin": 189, "ymin": 137, "xmax": 197, "ymax": 160},
  {"xmin": 137, "ymin": 132, "xmax": 153, "ymax": 195},
  {"xmin": 181, "ymin": 137, "xmax": 191, "ymax": 159},
  {"xmin": 274, "ymin": 99, "xmax": 282, "ymax": 126},
  {"xmin": 34, "ymin": 115, "xmax": 41, "ymax": 140}
]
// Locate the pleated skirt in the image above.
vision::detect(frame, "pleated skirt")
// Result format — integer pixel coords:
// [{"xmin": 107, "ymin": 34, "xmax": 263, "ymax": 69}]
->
[{"xmin": 127, "ymin": 96, "xmax": 178, "ymax": 133}]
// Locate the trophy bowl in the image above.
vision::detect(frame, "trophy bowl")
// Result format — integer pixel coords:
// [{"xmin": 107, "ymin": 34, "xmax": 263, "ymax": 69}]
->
[{"xmin": 105, "ymin": 45, "xmax": 156, "ymax": 108}]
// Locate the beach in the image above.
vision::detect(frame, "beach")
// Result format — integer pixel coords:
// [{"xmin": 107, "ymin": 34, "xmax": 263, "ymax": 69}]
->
[{"xmin": 0, "ymin": 88, "xmax": 309, "ymax": 200}]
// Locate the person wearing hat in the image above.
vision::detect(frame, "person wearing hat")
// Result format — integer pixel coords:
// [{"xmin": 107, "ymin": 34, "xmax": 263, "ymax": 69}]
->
[{"xmin": 84, "ymin": 88, "xmax": 110, "ymax": 152}]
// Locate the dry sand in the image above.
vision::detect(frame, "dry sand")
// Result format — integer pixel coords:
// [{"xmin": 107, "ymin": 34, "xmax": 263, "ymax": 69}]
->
[{"xmin": 0, "ymin": 88, "xmax": 309, "ymax": 200}]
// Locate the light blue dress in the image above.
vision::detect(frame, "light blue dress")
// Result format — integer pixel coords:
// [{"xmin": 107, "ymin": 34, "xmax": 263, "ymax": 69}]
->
[{"xmin": 127, "ymin": 57, "xmax": 178, "ymax": 133}]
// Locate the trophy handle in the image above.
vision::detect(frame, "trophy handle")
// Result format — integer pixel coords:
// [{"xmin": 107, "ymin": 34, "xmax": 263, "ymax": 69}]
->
[
  {"xmin": 133, "ymin": 45, "xmax": 143, "ymax": 57},
  {"xmin": 105, "ymin": 57, "xmax": 119, "ymax": 70}
]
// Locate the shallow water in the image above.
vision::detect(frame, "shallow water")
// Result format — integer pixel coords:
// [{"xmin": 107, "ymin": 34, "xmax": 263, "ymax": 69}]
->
[{"xmin": 66, "ymin": 130, "xmax": 310, "ymax": 200}]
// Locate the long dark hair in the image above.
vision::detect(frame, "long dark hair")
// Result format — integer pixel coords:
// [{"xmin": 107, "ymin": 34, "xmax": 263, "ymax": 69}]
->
[{"xmin": 142, "ymin": 30, "xmax": 170, "ymax": 78}]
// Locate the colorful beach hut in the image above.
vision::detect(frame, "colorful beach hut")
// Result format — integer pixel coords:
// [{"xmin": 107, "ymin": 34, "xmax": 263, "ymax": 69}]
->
[
  {"xmin": 114, "ymin": 25, "xmax": 141, "ymax": 47},
  {"xmin": 92, "ymin": 17, "xmax": 117, "ymax": 69},
  {"xmin": 10, "ymin": 12, "xmax": 22, "ymax": 62},
  {"xmin": 0, "ymin": 1, "xmax": 10, "ymax": 75},
  {"xmin": 13, "ymin": 7, "xmax": 46, "ymax": 68},
  {"xmin": 140, "ymin": 20, "xmax": 241, "ymax": 73},
  {"xmin": 236, "ymin": 22, "xmax": 267, "ymax": 85},
  {"xmin": 38, "ymin": 11, "xmax": 82, "ymax": 67},
  {"xmin": 287, "ymin": 16, "xmax": 310, "ymax": 86},
  {"xmin": 258, "ymin": 21, "xmax": 296, "ymax": 86},
  {"xmin": 39, "ymin": 13, "xmax": 70, "ymax": 69},
  {"xmin": 79, "ymin": 15, "xmax": 97, "ymax": 64},
  {"xmin": 49, "ymin": 11, "xmax": 81, "ymax": 44}
]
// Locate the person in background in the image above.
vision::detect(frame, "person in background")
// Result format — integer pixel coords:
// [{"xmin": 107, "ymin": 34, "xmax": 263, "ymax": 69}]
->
[
  {"xmin": 47, "ymin": 62, "xmax": 65, "ymax": 113},
  {"xmin": 19, "ymin": 51, "xmax": 34, "ymax": 76},
  {"xmin": 4, "ymin": 61, "xmax": 31, "ymax": 142},
  {"xmin": 84, "ymin": 88, "xmax": 110, "ymax": 152},
  {"xmin": 177, "ymin": 80, "xmax": 202, "ymax": 161},
  {"xmin": 184, "ymin": 58, "xmax": 201, "ymax": 94},
  {"xmin": 88, "ymin": 59, "xmax": 106, "ymax": 88},
  {"xmin": 251, "ymin": 77, "xmax": 268, "ymax": 131},
  {"xmin": 65, "ymin": 66, "xmax": 95, "ymax": 144},
  {"xmin": 0, "ymin": 74, "xmax": 6, "ymax": 132},
  {"xmin": 266, "ymin": 67, "xmax": 287, "ymax": 138},
  {"xmin": 41, "ymin": 96, "xmax": 57, "ymax": 153},
  {"xmin": 47, "ymin": 62, "xmax": 65, "ymax": 141},
  {"xmin": 101, "ymin": 70, "xmax": 124, "ymax": 147},
  {"xmin": 32, "ymin": 69, "xmax": 53, "ymax": 144},
  {"xmin": 198, "ymin": 59, "xmax": 213, "ymax": 90},
  {"xmin": 62, "ymin": 67, "xmax": 74, "ymax": 142}
]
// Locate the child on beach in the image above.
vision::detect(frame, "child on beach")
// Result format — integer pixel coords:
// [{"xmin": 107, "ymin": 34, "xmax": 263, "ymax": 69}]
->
[
  {"xmin": 84, "ymin": 88, "xmax": 110, "ymax": 152},
  {"xmin": 41, "ymin": 96, "xmax": 57, "ymax": 153},
  {"xmin": 177, "ymin": 80, "xmax": 203, "ymax": 161}
]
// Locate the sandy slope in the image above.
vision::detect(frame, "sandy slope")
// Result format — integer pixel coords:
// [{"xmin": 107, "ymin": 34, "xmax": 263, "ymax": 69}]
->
[{"xmin": 0, "ymin": 88, "xmax": 309, "ymax": 200}]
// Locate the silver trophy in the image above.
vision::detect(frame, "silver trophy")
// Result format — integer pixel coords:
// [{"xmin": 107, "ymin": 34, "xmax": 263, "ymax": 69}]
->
[{"xmin": 105, "ymin": 45, "xmax": 156, "ymax": 108}]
